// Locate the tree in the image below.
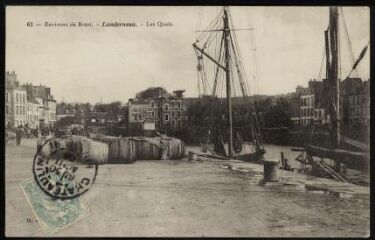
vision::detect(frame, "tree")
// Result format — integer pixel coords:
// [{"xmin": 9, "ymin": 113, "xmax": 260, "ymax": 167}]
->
[
  {"xmin": 93, "ymin": 101, "xmax": 122, "ymax": 114},
  {"xmin": 136, "ymin": 87, "xmax": 169, "ymax": 100},
  {"xmin": 263, "ymin": 97, "xmax": 291, "ymax": 127}
]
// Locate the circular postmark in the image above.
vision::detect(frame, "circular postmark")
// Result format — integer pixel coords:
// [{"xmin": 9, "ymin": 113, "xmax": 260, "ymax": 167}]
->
[{"xmin": 33, "ymin": 137, "xmax": 98, "ymax": 200}]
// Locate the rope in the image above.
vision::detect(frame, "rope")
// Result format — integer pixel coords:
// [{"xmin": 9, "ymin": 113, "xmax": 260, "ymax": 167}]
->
[
  {"xmin": 340, "ymin": 7, "xmax": 359, "ymax": 78},
  {"xmin": 227, "ymin": 9, "xmax": 264, "ymax": 149}
]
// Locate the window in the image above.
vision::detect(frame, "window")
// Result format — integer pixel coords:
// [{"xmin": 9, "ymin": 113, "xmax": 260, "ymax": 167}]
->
[
  {"xmin": 16, "ymin": 106, "xmax": 19, "ymax": 114},
  {"xmin": 151, "ymin": 101, "xmax": 155, "ymax": 108},
  {"xmin": 164, "ymin": 114, "xmax": 169, "ymax": 121},
  {"xmin": 152, "ymin": 111, "xmax": 155, "ymax": 117},
  {"xmin": 171, "ymin": 111, "xmax": 175, "ymax": 117},
  {"xmin": 6, "ymin": 105, "xmax": 8, "ymax": 114},
  {"xmin": 171, "ymin": 120, "xmax": 175, "ymax": 127},
  {"xmin": 157, "ymin": 111, "xmax": 161, "ymax": 117},
  {"xmin": 178, "ymin": 120, "xmax": 182, "ymax": 127},
  {"xmin": 177, "ymin": 100, "xmax": 181, "ymax": 108},
  {"xmin": 16, "ymin": 93, "xmax": 19, "ymax": 103},
  {"xmin": 165, "ymin": 104, "xmax": 169, "ymax": 111},
  {"xmin": 177, "ymin": 111, "xmax": 181, "ymax": 117}
]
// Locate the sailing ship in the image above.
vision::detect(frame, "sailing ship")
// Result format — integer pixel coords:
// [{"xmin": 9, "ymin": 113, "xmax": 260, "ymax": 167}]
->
[
  {"xmin": 299, "ymin": 7, "xmax": 369, "ymax": 178},
  {"xmin": 192, "ymin": 7, "xmax": 265, "ymax": 161}
]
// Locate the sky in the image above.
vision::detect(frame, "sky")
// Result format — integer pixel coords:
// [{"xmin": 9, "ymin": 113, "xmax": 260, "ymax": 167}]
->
[{"xmin": 6, "ymin": 6, "xmax": 370, "ymax": 104}]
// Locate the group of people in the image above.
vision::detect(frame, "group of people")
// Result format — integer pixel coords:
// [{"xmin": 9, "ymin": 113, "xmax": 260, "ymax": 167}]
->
[{"xmin": 8, "ymin": 123, "xmax": 55, "ymax": 146}]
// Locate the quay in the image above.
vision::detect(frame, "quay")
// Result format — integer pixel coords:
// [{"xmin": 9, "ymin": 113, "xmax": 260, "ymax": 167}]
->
[{"xmin": 5, "ymin": 138, "xmax": 369, "ymax": 237}]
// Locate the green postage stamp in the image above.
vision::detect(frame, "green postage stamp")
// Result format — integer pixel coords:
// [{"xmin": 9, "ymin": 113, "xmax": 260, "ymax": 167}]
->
[{"xmin": 21, "ymin": 178, "xmax": 90, "ymax": 234}]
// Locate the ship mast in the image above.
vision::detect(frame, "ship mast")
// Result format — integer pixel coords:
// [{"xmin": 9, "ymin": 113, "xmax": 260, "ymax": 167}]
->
[
  {"xmin": 223, "ymin": 7, "xmax": 234, "ymax": 158},
  {"xmin": 328, "ymin": 6, "xmax": 340, "ymax": 148}
]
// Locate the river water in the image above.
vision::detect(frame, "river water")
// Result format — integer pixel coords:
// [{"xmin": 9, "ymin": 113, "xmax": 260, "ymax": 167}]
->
[
  {"xmin": 262, "ymin": 143, "xmax": 302, "ymax": 169},
  {"xmin": 187, "ymin": 143, "xmax": 369, "ymax": 186}
]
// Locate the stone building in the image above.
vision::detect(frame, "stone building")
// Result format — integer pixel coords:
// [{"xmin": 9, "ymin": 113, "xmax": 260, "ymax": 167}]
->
[
  {"xmin": 22, "ymin": 83, "xmax": 57, "ymax": 129},
  {"xmin": 289, "ymin": 77, "xmax": 369, "ymax": 128},
  {"xmin": 347, "ymin": 80, "xmax": 370, "ymax": 126},
  {"xmin": 26, "ymin": 98, "xmax": 40, "ymax": 129},
  {"xmin": 5, "ymin": 71, "xmax": 28, "ymax": 127},
  {"xmin": 289, "ymin": 79, "xmax": 327, "ymax": 127},
  {"xmin": 128, "ymin": 89, "xmax": 186, "ymax": 131}
]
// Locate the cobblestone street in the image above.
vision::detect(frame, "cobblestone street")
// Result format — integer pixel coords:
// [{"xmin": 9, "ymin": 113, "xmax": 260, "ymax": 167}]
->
[{"xmin": 5, "ymin": 138, "xmax": 370, "ymax": 237}]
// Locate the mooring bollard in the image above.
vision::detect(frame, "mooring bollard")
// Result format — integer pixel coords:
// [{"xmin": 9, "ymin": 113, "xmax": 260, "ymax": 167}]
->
[
  {"xmin": 263, "ymin": 159, "xmax": 279, "ymax": 182},
  {"xmin": 188, "ymin": 151, "xmax": 197, "ymax": 161}
]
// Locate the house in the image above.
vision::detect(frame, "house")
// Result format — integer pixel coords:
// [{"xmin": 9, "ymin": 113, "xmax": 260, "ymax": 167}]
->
[
  {"xmin": 128, "ymin": 89, "xmax": 187, "ymax": 131},
  {"xmin": 88, "ymin": 112, "xmax": 108, "ymax": 126},
  {"xmin": 5, "ymin": 71, "xmax": 28, "ymax": 127}
]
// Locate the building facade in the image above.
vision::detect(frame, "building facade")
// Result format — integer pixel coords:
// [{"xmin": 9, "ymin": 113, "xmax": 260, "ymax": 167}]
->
[
  {"xmin": 289, "ymin": 77, "xmax": 370, "ymax": 128},
  {"xmin": 5, "ymin": 71, "xmax": 28, "ymax": 127},
  {"xmin": 22, "ymin": 82, "xmax": 57, "ymax": 129},
  {"xmin": 128, "ymin": 90, "xmax": 186, "ymax": 131},
  {"xmin": 347, "ymin": 80, "xmax": 370, "ymax": 126},
  {"xmin": 26, "ymin": 99, "xmax": 40, "ymax": 128},
  {"xmin": 289, "ymin": 93, "xmax": 301, "ymax": 126},
  {"xmin": 300, "ymin": 94, "xmax": 315, "ymax": 126}
]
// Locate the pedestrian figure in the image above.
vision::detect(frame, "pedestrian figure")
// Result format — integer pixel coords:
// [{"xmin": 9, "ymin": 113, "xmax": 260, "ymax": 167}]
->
[
  {"xmin": 35, "ymin": 126, "xmax": 39, "ymax": 138},
  {"xmin": 16, "ymin": 125, "xmax": 24, "ymax": 146},
  {"xmin": 284, "ymin": 158, "xmax": 292, "ymax": 171}
]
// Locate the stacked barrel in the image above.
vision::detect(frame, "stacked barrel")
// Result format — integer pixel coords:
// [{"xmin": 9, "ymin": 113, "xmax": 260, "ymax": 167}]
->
[
  {"xmin": 160, "ymin": 137, "xmax": 185, "ymax": 159},
  {"xmin": 37, "ymin": 135, "xmax": 185, "ymax": 165}
]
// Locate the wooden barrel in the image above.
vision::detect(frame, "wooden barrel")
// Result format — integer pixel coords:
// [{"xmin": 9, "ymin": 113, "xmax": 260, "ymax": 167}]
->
[
  {"xmin": 80, "ymin": 137, "xmax": 92, "ymax": 163},
  {"xmin": 108, "ymin": 138, "xmax": 121, "ymax": 163},
  {"xmin": 161, "ymin": 138, "xmax": 185, "ymax": 159},
  {"xmin": 118, "ymin": 138, "xmax": 137, "ymax": 164},
  {"xmin": 65, "ymin": 136, "xmax": 85, "ymax": 160},
  {"xmin": 89, "ymin": 140, "xmax": 109, "ymax": 164},
  {"xmin": 133, "ymin": 139, "xmax": 161, "ymax": 160},
  {"xmin": 95, "ymin": 136, "xmax": 121, "ymax": 163},
  {"xmin": 38, "ymin": 138, "xmax": 67, "ymax": 158}
]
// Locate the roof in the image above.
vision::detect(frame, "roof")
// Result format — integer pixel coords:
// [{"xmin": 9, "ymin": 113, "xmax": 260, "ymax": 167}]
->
[
  {"xmin": 27, "ymin": 98, "xmax": 39, "ymax": 104},
  {"xmin": 89, "ymin": 112, "xmax": 107, "ymax": 119}
]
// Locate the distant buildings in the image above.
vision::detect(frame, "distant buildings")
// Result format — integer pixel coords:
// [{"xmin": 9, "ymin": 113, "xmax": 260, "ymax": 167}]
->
[
  {"xmin": 345, "ymin": 79, "xmax": 370, "ymax": 125},
  {"xmin": 87, "ymin": 112, "xmax": 125, "ymax": 127},
  {"xmin": 5, "ymin": 71, "xmax": 56, "ymax": 128},
  {"xmin": 5, "ymin": 71, "xmax": 57, "ymax": 129},
  {"xmin": 128, "ymin": 90, "xmax": 186, "ymax": 131},
  {"xmin": 22, "ymin": 82, "xmax": 57, "ymax": 129},
  {"xmin": 289, "ymin": 77, "xmax": 370, "ymax": 127},
  {"xmin": 5, "ymin": 71, "xmax": 28, "ymax": 127}
]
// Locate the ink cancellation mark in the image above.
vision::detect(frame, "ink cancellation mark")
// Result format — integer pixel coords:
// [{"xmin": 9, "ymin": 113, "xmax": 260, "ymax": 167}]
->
[{"xmin": 33, "ymin": 137, "xmax": 98, "ymax": 200}]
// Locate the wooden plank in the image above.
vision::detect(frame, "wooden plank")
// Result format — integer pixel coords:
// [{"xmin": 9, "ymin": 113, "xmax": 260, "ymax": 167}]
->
[{"xmin": 305, "ymin": 144, "xmax": 368, "ymax": 169}]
